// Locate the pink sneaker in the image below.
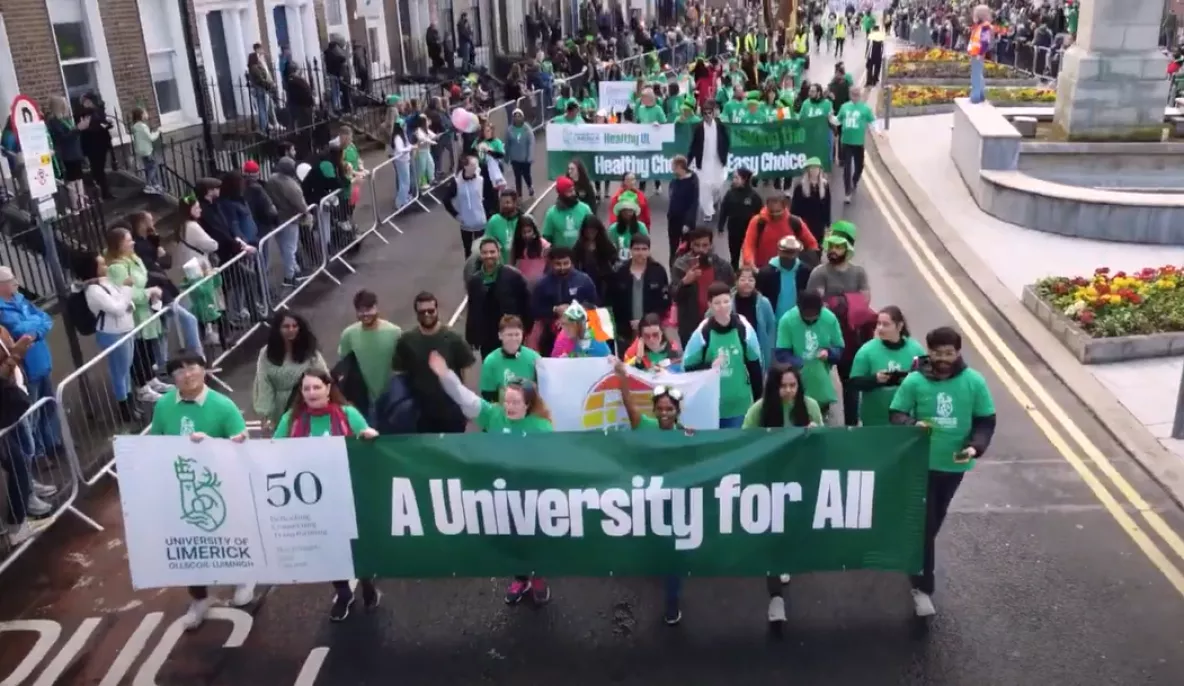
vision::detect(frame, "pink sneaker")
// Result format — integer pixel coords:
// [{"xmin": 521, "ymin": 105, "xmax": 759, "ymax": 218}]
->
[
  {"xmin": 530, "ymin": 577, "xmax": 551, "ymax": 605},
  {"xmin": 504, "ymin": 578, "xmax": 530, "ymax": 605}
]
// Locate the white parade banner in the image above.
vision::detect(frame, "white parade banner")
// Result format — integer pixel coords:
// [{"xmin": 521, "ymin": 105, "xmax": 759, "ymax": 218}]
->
[
  {"xmin": 115, "ymin": 436, "xmax": 357, "ymax": 589},
  {"xmin": 537, "ymin": 358, "xmax": 721, "ymax": 432},
  {"xmin": 546, "ymin": 123, "xmax": 676, "ymax": 152},
  {"xmin": 597, "ymin": 78, "xmax": 693, "ymax": 115}
]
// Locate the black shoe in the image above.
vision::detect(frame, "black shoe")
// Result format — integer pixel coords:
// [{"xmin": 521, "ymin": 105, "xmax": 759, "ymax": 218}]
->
[
  {"xmin": 361, "ymin": 580, "xmax": 381, "ymax": 610},
  {"xmin": 118, "ymin": 399, "xmax": 143, "ymax": 423},
  {"xmin": 329, "ymin": 591, "xmax": 355, "ymax": 622}
]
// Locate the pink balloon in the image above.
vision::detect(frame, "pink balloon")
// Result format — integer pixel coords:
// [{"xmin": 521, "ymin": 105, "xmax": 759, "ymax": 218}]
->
[{"xmin": 450, "ymin": 108, "xmax": 480, "ymax": 133}]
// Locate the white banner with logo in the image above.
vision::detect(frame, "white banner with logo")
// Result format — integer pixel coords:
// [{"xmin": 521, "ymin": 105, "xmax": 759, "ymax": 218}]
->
[
  {"xmin": 115, "ymin": 436, "xmax": 358, "ymax": 589},
  {"xmin": 597, "ymin": 79, "xmax": 694, "ymax": 115},
  {"xmin": 537, "ymin": 358, "xmax": 721, "ymax": 432},
  {"xmin": 547, "ymin": 123, "xmax": 677, "ymax": 152}
]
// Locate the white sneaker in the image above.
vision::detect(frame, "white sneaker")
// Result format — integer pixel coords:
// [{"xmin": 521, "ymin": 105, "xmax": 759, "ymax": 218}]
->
[
  {"xmin": 911, "ymin": 589, "xmax": 936, "ymax": 617},
  {"xmin": 230, "ymin": 583, "xmax": 256, "ymax": 607},
  {"xmin": 778, "ymin": 573, "xmax": 791, "ymax": 584},
  {"xmin": 767, "ymin": 596, "xmax": 787, "ymax": 623},
  {"xmin": 6, "ymin": 521, "xmax": 41, "ymax": 546},
  {"xmin": 148, "ymin": 378, "xmax": 173, "ymax": 393},
  {"xmin": 181, "ymin": 597, "xmax": 213, "ymax": 631},
  {"xmin": 27, "ymin": 494, "xmax": 53, "ymax": 517},
  {"xmin": 136, "ymin": 385, "xmax": 162, "ymax": 403},
  {"xmin": 31, "ymin": 480, "xmax": 57, "ymax": 498}
]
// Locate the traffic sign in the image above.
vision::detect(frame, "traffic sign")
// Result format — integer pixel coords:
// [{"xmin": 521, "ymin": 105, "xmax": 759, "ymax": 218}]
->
[{"xmin": 9, "ymin": 94, "xmax": 56, "ymax": 201}]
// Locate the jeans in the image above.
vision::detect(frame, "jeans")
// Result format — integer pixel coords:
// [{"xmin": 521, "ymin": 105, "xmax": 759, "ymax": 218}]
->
[
  {"xmin": 277, "ymin": 222, "xmax": 300, "ymax": 280},
  {"xmin": 969, "ymin": 57, "xmax": 986, "ymax": 103},
  {"xmin": 719, "ymin": 416, "xmax": 744, "ymax": 429},
  {"xmin": 394, "ymin": 157, "xmax": 412, "ymax": 209},
  {"xmin": 141, "ymin": 156, "xmax": 161, "ymax": 189},
  {"xmin": 329, "ymin": 78, "xmax": 343, "ymax": 111},
  {"xmin": 96, "ymin": 330, "xmax": 135, "ymax": 400},
  {"xmin": 664, "ymin": 575, "xmax": 682, "ymax": 614},
  {"xmin": 1, "ymin": 430, "xmax": 32, "ymax": 525},
  {"xmin": 171, "ymin": 301, "xmax": 204, "ymax": 358},
  {"xmin": 252, "ymin": 88, "xmax": 272, "ymax": 131},
  {"xmin": 911, "ymin": 470, "xmax": 965, "ymax": 595},
  {"xmin": 25, "ymin": 375, "xmax": 60, "ymax": 456},
  {"xmin": 511, "ymin": 160, "xmax": 533, "ymax": 194}
]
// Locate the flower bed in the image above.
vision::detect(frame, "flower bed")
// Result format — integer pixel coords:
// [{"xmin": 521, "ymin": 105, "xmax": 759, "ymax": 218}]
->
[
  {"xmin": 890, "ymin": 85, "xmax": 1055, "ymax": 108},
  {"xmin": 1035, "ymin": 267, "xmax": 1184, "ymax": 338},
  {"xmin": 890, "ymin": 48, "xmax": 972, "ymax": 64}
]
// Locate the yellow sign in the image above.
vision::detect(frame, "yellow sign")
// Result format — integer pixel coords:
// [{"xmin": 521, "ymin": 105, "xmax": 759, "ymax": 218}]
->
[{"xmin": 39, "ymin": 154, "xmax": 51, "ymax": 165}]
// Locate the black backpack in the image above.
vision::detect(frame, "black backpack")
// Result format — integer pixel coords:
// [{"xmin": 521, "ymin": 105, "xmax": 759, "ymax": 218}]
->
[{"xmin": 66, "ymin": 286, "xmax": 105, "ymax": 336}]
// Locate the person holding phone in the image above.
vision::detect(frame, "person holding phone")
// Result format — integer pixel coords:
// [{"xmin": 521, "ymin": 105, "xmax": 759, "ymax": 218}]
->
[
  {"xmin": 846, "ymin": 306, "xmax": 925, "ymax": 426},
  {"xmin": 888, "ymin": 326, "xmax": 996, "ymax": 619}
]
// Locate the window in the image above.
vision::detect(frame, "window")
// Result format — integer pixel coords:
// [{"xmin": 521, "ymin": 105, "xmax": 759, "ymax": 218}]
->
[
  {"xmin": 140, "ymin": 0, "xmax": 186, "ymax": 116},
  {"xmin": 149, "ymin": 52, "xmax": 181, "ymax": 114},
  {"xmin": 48, "ymin": 0, "xmax": 101, "ymax": 103},
  {"xmin": 326, "ymin": 0, "xmax": 344, "ymax": 26}
]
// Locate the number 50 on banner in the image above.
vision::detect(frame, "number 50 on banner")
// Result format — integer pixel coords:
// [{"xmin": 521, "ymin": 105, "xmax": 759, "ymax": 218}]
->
[{"xmin": 251, "ymin": 438, "xmax": 359, "ymax": 539}]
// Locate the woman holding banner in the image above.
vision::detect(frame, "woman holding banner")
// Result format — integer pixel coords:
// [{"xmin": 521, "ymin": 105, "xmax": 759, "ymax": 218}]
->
[
  {"xmin": 272, "ymin": 368, "xmax": 380, "ymax": 622},
  {"xmin": 427, "ymin": 349, "xmax": 555, "ymax": 606}
]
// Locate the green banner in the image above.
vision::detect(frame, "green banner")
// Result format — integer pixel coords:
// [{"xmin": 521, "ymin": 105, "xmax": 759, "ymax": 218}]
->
[
  {"xmin": 548, "ymin": 120, "xmax": 834, "ymax": 181},
  {"xmin": 347, "ymin": 427, "xmax": 928, "ymax": 577}
]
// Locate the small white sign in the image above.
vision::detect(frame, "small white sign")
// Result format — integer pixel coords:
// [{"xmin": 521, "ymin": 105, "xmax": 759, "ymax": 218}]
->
[
  {"xmin": 546, "ymin": 122, "xmax": 677, "ymax": 151},
  {"xmin": 10, "ymin": 95, "xmax": 55, "ymax": 201}
]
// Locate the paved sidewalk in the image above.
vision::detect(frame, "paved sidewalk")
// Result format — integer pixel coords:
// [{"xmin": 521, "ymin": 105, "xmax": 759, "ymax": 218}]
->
[{"xmin": 881, "ymin": 112, "xmax": 1184, "ymax": 461}]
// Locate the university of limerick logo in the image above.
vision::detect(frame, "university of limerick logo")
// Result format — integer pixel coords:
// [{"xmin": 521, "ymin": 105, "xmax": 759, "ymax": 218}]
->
[{"xmin": 174, "ymin": 457, "xmax": 227, "ymax": 532}]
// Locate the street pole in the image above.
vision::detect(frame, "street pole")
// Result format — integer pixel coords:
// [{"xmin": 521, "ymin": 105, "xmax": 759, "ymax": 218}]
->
[
  {"xmin": 177, "ymin": 0, "xmax": 219, "ymax": 177},
  {"xmin": 36, "ymin": 214, "xmax": 84, "ymax": 370}
]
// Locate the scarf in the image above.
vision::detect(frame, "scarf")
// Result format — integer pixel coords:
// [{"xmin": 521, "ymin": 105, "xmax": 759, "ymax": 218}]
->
[{"xmin": 289, "ymin": 404, "xmax": 353, "ymax": 437}]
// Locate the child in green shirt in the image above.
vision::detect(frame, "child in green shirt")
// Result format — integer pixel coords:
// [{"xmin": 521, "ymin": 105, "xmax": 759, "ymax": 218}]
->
[{"xmin": 774, "ymin": 292, "xmax": 844, "ymax": 418}]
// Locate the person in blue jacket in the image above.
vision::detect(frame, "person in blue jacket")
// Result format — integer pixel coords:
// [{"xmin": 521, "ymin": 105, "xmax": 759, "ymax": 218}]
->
[
  {"xmin": 530, "ymin": 246, "xmax": 598, "ymax": 357},
  {"xmin": 0, "ymin": 266, "xmax": 60, "ymax": 456},
  {"xmin": 732, "ymin": 266, "xmax": 776, "ymax": 374}
]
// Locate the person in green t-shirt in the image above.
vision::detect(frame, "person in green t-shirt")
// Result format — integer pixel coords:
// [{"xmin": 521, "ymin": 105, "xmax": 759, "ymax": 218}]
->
[
  {"xmin": 337, "ymin": 288, "xmax": 401, "ymax": 406},
  {"xmin": 483, "ymin": 189, "xmax": 521, "ymax": 259},
  {"xmin": 148, "ymin": 350, "xmax": 251, "ymax": 631},
  {"xmin": 738, "ymin": 95, "xmax": 769, "ymax": 124},
  {"xmin": 429, "ymin": 349, "xmax": 554, "ymax": 607},
  {"xmin": 847, "ymin": 306, "xmax": 925, "ymax": 426},
  {"xmin": 833, "ymin": 87, "xmax": 876, "ymax": 203},
  {"xmin": 721, "ymin": 84, "xmax": 749, "ymax": 123},
  {"xmin": 552, "ymin": 101, "xmax": 585, "ymax": 124},
  {"xmin": 774, "ymin": 291, "xmax": 844, "ymax": 420},
  {"xmin": 272, "ymin": 367, "xmax": 379, "ymax": 621},
  {"xmin": 606, "ymin": 193, "xmax": 649, "ymax": 261},
  {"xmin": 478, "ymin": 315, "xmax": 540, "ymax": 401},
  {"xmin": 541, "ymin": 176, "xmax": 593, "ymax": 249},
  {"xmin": 739, "ymin": 363, "xmax": 822, "ymax": 626},
  {"xmin": 336, "ymin": 125, "xmax": 365, "ymax": 227},
  {"xmin": 610, "ymin": 356, "xmax": 688, "ymax": 626},
  {"xmin": 682, "ymin": 283, "xmax": 764, "ymax": 427},
  {"xmin": 888, "ymin": 325, "xmax": 996, "ymax": 619},
  {"xmin": 634, "ymin": 88, "xmax": 667, "ymax": 124}
]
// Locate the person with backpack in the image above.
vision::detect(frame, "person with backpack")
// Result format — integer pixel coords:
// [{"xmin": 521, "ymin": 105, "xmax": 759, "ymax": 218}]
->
[
  {"xmin": 682, "ymin": 282, "xmax": 764, "ymax": 428},
  {"xmin": 71, "ymin": 252, "xmax": 139, "ymax": 421},
  {"xmin": 739, "ymin": 194, "xmax": 818, "ymax": 270}
]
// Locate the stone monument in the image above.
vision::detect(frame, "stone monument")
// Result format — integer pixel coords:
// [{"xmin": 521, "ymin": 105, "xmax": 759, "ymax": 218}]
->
[{"xmin": 1052, "ymin": 0, "xmax": 1169, "ymax": 140}]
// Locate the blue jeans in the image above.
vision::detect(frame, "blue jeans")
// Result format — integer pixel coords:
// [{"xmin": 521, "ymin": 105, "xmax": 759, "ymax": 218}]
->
[
  {"xmin": 253, "ymin": 88, "xmax": 272, "ymax": 130},
  {"xmin": 277, "ymin": 222, "xmax": 300, "ymax": 280},
  {"xmin": 719, "ymin": 416, "xmax": 744, "ymax": 429},
  {"xmin": 329, "ymin": 78, "xmax": 343, "ymax": 111},
  {"xmin": 95, "ymin": 330, "xmax": 135, "ymax": 400},
  {"xmin": 141, "ymin": 156, "xmax": 161, "ymax": 188},
  {"xmin": 25, "ymin": 375, "xmax": 60, "ymax": 457},
  {"xmin": 163, "ymin": 301, "xmax": 204, "ymax": 359},
  {"xmin": 394, "ymin": 157, "xmax": 411, "ymax": 209},
  {"xmin": 969, "ymin": 57, "xmax": 986, "ymax": 103}
]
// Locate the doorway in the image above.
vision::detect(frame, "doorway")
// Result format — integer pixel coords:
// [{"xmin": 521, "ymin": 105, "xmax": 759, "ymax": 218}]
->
[{"xmin": 206, "ymin": 10, "xmax": 238, "ymax": 120}]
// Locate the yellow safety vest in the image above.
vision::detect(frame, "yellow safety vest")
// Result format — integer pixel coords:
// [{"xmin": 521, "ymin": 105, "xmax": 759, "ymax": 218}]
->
[
  {"xmin": 793, "ymin": 34, "xmax": 807, "ymax": 53},
  {"xmin": 835, "ymin": 22, "xmax": 847, "ymax": 39}
]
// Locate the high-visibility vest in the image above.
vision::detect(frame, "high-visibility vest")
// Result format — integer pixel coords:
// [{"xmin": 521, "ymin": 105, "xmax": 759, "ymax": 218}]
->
[
  {"xmin": 968, "ymin": 22, "xmax": 989, "ymax": 56},
  {"xmin": 793, "ymin": 34, "xmax": 807, "ymax": 53},
  {"xmin": 835, "ymin": 22, "xmax": 847, "ymax": 39}
]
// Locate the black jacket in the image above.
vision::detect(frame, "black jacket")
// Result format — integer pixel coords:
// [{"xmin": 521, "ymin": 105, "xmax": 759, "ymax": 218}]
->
[
  {"xmin": 717, "ymin": 184, "xmax": 763, "ymax": 236},
  {"xmin": 788, "ymin": 176, "xmax": 832, "ymax": 245},
  {"xmin": 0, "ymin": 376, "xmax": 31, "ymax": 429},
  {"xmin": 687, "ymin": 119, "xmax": 730, "ymax": 171},
  {"xmin": 197, "ymin": 198, "xmax": 241, "ymax": 264},
  {"xmin": 667, "ymin": 172, "xmax": 700, "ymax": 235},
  {"xmin": 465, "ymin": 265, "xmax": 531, "ymax": 352},
  {"xmin": 606, "ymin": 259, "xmax": 671, "ymax": 338},
  {"xmin": 756, "ymin": 258, "xmax": 811, "ymax": 310},
  {"xmin": 331, "ymin": 352, "xmax": 371, "ymax": 418}
]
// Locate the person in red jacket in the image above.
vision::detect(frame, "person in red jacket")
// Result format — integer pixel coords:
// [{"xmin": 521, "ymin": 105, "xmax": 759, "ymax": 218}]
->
[
  {"xmin": 607, "ymin": 172, "xmax": 652, "ymax": 227},
  {"xmin": 739, "ymin": 194, "xmax": 817, "ymax": 269}
]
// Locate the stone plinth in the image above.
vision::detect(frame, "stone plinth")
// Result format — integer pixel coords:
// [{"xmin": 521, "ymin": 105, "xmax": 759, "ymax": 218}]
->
[{"xmin": 1052, "ymin": 0, "xmax": 1169, "ymax": 140}]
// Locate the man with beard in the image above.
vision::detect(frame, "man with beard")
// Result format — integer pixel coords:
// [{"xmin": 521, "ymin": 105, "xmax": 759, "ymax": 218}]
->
[
  {"xmin": 337, "ymin": 289, "xmax": 402, "ymax": 413},
  {"xmin": 483, "ymin": 189, "xmax": 521, "ymax": 259},
  {"xmin": 687, "ymin": 102, "xmax": 730, "ymax": 224},
  {"xmin": 671, "ymin": 228, "xmax": 734, "ymax": 346},
  {"xmin": 392, "ymin": 291, "xmax": 475, "ymax": 433},
  {"xmin": 531, "ymin": 247, "xmax": 598, "ymax": 357},
  {"xmin": 465, "ymin": 237, "xmax": 531, "ymax": 358},
  {"xmin": 541, "ymin": 176, "xmax": 592, "ymax": 250},
  {"xmin": 890, "ymin": 326, "xmax": 996, "ymax": 619}
]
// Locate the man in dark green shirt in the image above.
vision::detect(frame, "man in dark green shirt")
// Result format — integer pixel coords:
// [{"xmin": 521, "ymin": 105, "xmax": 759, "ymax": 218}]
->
[{"xmin": 392, "ymin": 291, "xmax": 476, "ymax": 433}]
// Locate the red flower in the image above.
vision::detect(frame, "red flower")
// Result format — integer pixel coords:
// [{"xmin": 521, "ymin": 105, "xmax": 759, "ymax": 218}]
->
[
  {"xmin": 1095, "ymin": 267, "xmax": 1110, "ymax": 275},
  {"xmin": 1114, "ymin": 271, "xmax": 1127, "ymax": 278},
  {"xmin": 1079, "ymin": 310, "xmax": 1096, "ymax": 325},
  {"xmin": 1072, "ymin": 277, "xmax": 1089, "ymax": 286},
  {"xmin": 1095, "ymin": 283, "xmax": 1111, "ymax": 295},
  {"xmin": 1128, "ymin": 293, "xmax": 1143, "ymax": 305}
]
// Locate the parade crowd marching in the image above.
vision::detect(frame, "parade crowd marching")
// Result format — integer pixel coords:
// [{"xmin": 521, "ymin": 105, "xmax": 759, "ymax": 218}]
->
[{"xmin": 1, "ymin": 0, "xmax": 1011, "ymax": 638}]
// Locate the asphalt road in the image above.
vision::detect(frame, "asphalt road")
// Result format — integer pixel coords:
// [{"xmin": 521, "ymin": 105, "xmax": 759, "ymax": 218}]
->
[{"xmin": 5, "ymin": 34, "xmax": 1184, "ymax": 686}]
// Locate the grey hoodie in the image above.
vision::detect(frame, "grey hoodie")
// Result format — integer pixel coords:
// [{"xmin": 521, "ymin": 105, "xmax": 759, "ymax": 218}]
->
[{"xmin": 266, "ymin": 157, "xmax": 308, "ymax": 223}]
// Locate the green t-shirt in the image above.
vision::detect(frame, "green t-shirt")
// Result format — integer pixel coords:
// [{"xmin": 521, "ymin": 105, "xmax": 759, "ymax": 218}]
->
[
  {"xmin": 849, "ymin": 337, "xmax": 926, "ymax": 426},
  {"xmin": 274, "ymin": 405, "xmax": 370, "ymax": 437},
  {"xmin": 676, "ymin": 114, "xmax": 702, "ymax": 125},
  {"xmin": 541, "ymin": 201, "xmax": 593, "ymax": 249},
  {"xmin": 775, "ymin": 307, "xmax": 844, "ymax": 404},
  {"xmin": 722, "ymin": 100, "xmax": 747, "ymax": 123},
  {"xmin": 483, "ymin": 213, "xmax": 519, "ymax": 258},
  {"xmin": 551, "ymin": 113, "xmax": 585, "ymax": 124},
  {"xmin": 686, "ymin": 325, "xmax": 760, "ymax": 420},
  {"xmin": 607, "ymin": 221, "xmax": 649, "ymax": 261},
  {"xmin": 635, "ymin": 414, "xmax": 662, "ymax": 430},
  {"xmin": 479, "ymin": 346, "xmax": 541, "ymax": 396},
  {"xmin": 837, "ymin": 101, "xmax": 876, "ymax": 146},
  {"xmin": 149, "ymin": 387, "xmax": 247, "ymax": 438},
  {"xmin": 798, "ymin": 98, "xmax": 833, "ymax": 122},
  {"xmin": 738, "ymin": 107, "xmax": 770, "ymax": 124},
  {"xmin": 889, "ymin": 368, "xmax": 996, "ymax": 472},
  {"xmin": 476, "ymin": 400, "xmax": 554, "ymax": 435},
  {"xmin": 634, "ymin": 104, "xmax": 667, "ymax": 124},
  {"xmin": 338, "ymin": 320, "xmax": 402, "ymax": 401},
  {"xmin": 740, "ymin": 396, "xmax": 824, "ymax": 427}
]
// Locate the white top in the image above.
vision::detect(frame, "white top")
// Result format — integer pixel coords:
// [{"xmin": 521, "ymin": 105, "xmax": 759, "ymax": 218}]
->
[
  {"xmin": 85, "ymin": 279, "xmax": 136, "ymax": 333},
  {"xmin": 176, "ymin": 220, "xmax": 219, "ymax": 271},
  {"xmin": 390, "ymin": 133, "xmax": 412, "ymax": 161}
]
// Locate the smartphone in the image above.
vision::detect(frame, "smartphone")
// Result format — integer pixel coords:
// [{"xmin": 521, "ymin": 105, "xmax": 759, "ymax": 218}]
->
[{"xmin": 698, "ymin": 254, "xmax": 711, "ymax": 269}]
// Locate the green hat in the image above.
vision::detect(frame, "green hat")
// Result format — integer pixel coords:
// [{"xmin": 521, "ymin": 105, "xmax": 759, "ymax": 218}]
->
[
  {"xmin": 830, "ymin": 220, "xmax": 857, "ymax": 245},
  {"xmin": 805, "ymin": 156, "xmax": 822, "ymax": 168},
  {"xmin": 563, "ymin": 301, "xmax": 588, "ymax": 324},
  {"xmin": 615, "ymin": 191, "xmax": 641, "ymax": 216},
  {"xmin": 385, "ymin": 94, "xmax": 402, "ymax": 106},
  {"xmin": 746, "ymin": 93, "xmax": 761, "ymax": 105}
]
